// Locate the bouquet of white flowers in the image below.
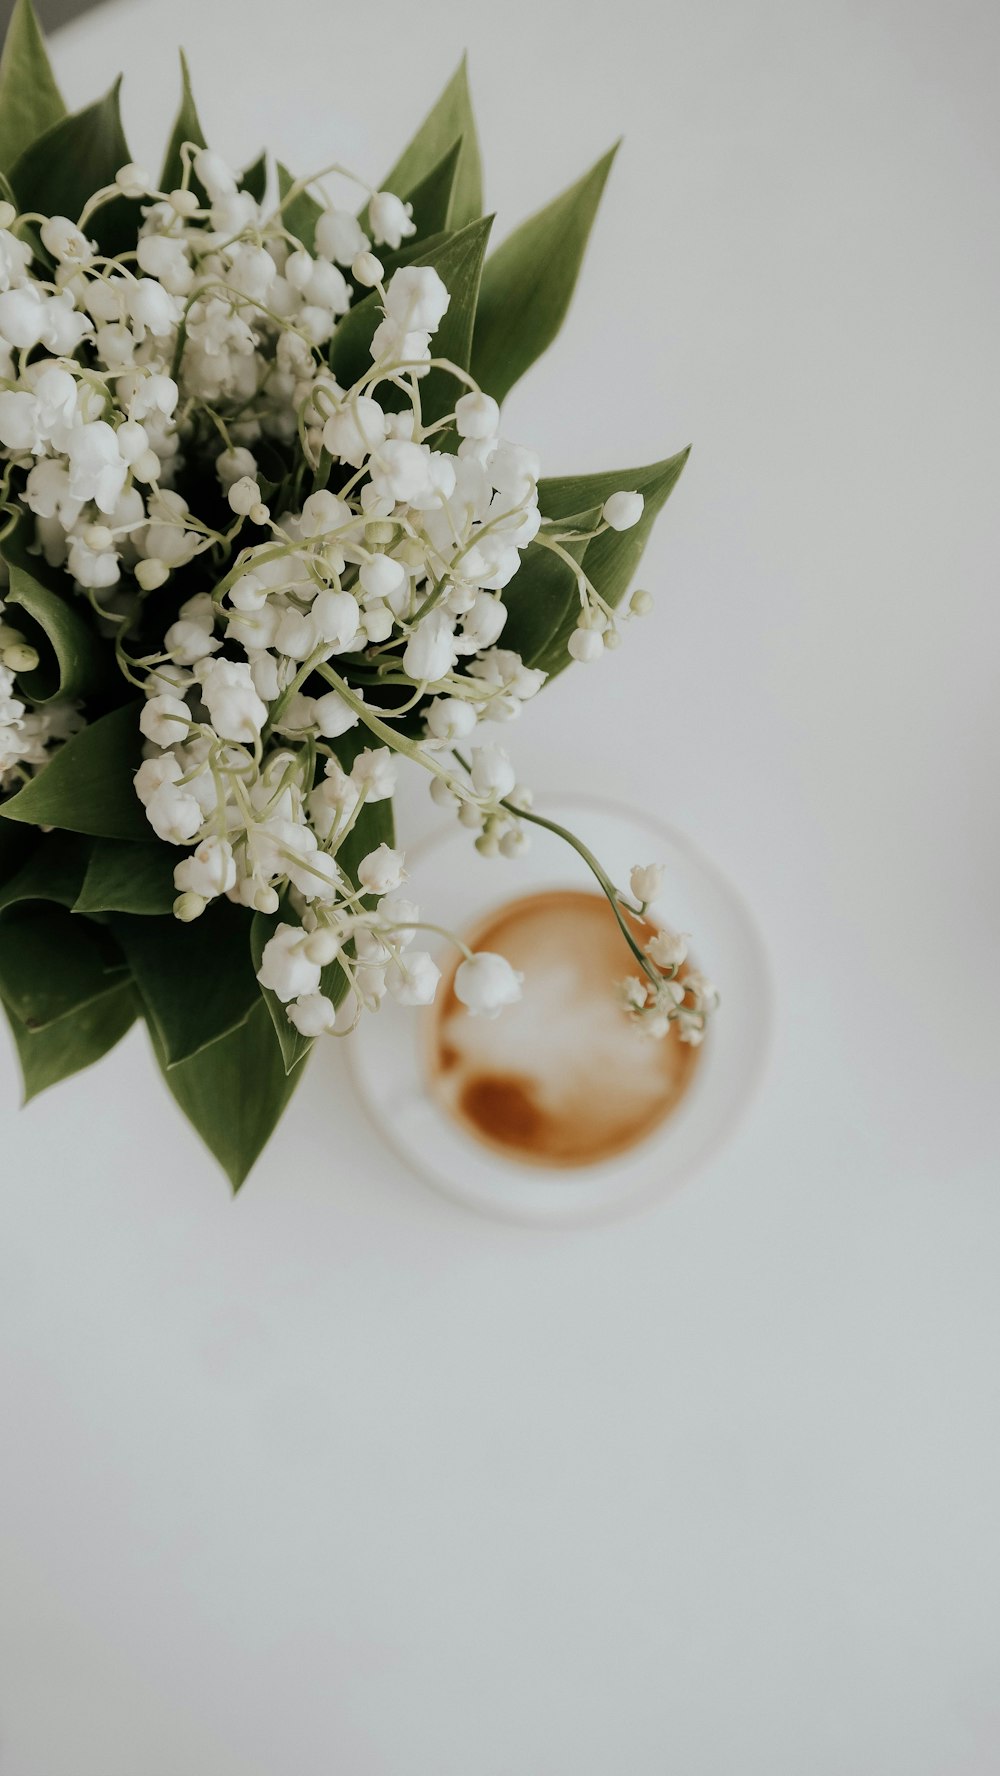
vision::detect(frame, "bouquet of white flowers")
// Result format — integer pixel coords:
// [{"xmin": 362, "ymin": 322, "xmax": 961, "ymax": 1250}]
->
[{"xmin": 0, "ymin": 0, "xmax": 715, "ymax": 1184}]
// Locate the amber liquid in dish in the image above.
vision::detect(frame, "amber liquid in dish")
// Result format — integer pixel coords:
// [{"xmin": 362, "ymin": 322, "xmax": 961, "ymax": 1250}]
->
[{"xmin": 426, "ymin": 888, "xmax": 702, "ymax": 1168}]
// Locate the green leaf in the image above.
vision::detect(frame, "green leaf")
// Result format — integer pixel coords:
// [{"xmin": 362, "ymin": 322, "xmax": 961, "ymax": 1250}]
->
[
  {"xmin": 9, "ymin": 79, "xmax": 141, "ymax": 258},
  {"xmin": 0, "ymin": 0, "xmax": 66, "ymax": 173},
  {"xmin": 502, "ymin": 452, "xmax": 690, "ymax": 680},
  {"xmin": 159, "ymin": 49, "xmax": 206, "ymax": 195},
  {"xmin": 472, "ymin": 144, "xmax": 619, "ymax": 404},
  {"xmin": 0, "ymin": 814, "xmax": 37, "ymax": 885},
  {"xmin": 497, "ymin": 504, "xmax": 601, "ymax": 676},
  {"xmin": 1, "ymin": 545, "xmax": 112, "ymax": 705},
  {"xmin": 0, "ymin": 701, "xmax": 149, "ymax": 840},
  {"xmin": 0, "ymin": 905, "xmax": 126, "ymax": 1030},
  {"xmin": 329, "ymin": 215, "xmax": 493, "ymax": 425},
  {"xmin": 240, "ymin": 150, "xmax": 267, "ymax": 203},
  {"xmin": 0, "ymin": 831, "xmax": 88, "ymax": 912},
  {"xmin": 150, "ymin": 998, "xmax": 301, "ymax": 1190},
  {"xmin": 111, "ymin": 901, "xmax": 259, "ymax": 1068},
  {"xmin": 3, "ymin": 979, "xmax": 136, "ymax": 1103},
  {"xmin": 74, "ymin": 838, "xmax": 176, "ymax": 916},
  {"xmin": 375, "ymin": 58, "xmax": 482, "ymax": 232},
  {"xmin": 402, "ymin": 136, "xmax": 465, "ymax": 242},
  {"xmin": 276, "ymin": 160, "xmax": 320, "ymax": 253}
]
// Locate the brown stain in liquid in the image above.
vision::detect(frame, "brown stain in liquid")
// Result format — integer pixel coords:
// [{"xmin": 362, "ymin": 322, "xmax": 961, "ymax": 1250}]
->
[{"xmin": 425, "ymin": 888, "xmax": 702, "ymax": 1168}]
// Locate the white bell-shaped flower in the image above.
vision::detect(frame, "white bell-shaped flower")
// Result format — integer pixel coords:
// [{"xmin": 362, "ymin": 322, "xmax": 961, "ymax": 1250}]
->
[{"xmin": 454, "ymin": 952, "xmax": 524, "ymax": 1018}]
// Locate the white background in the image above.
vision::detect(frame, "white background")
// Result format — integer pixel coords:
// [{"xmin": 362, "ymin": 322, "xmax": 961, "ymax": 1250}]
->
[{"xmin": 2, "ymin": 0, "xmax": 999, "ymax": 1770}]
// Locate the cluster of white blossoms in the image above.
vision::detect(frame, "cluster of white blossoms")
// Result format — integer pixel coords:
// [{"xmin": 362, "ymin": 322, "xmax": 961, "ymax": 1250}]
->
[
  {"xmin": 0, "ymin": 646, "xmax": 82, "ymax": 788},
  {"xmin": 617, "ymin": 865, "xmax": 718, "ymax": 1045},
  {"xmin": 0, "ymin": 142, "xmax": 712, "ymax": 1043}
]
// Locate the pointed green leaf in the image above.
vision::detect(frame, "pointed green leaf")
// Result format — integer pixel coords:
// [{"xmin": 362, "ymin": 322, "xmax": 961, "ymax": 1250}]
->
[
  {"xmin": 9, "ymin": 80, "xmax": 141, "ymax": 257},
  {"xmin": 111, "ymin": 901, "xmax": 259, "ymax": 1068},
  {"xmin": 416, "ymin": 217, "xmax": 493, "ymax": 428},
  {"xmin": 0, "ymin": 0, "xmax": 66, "ymax": 174},
  {"xmin": 472, "ymin": 144, "xmax": 619, "ymax": 403},
  {"xmin": 500, "ymin": 453, "xmax": 690, "ymax": 680},
  {"xmin": 0, "ymin": 701, "xmax": 148, "ymax": 839},
  {"xmin": 1, "ymin": 551, "xmax": 112, "ymax": 705},
  {"xmin": 150, "ymin": 998, "xmax": 301, "ymax": 1190},
  {"xmin": 329, "ymin": 215, "xmax": 493, "ymax": 426},
  {"xmin": 502, "ymin": 451, "xmax": 689, "ymax": 680},
  {"xmin": 402, "ymin": 136, "xmax": 465, "ymax": 242},
  {"xmin": 0, "ymin": 831, "xmax": 88, "ymax": 912},
  {"xmin": 74, "ymin": 838, "xmax": 176, "ymax": 916},
  {"xmin": 375, "ymin": 58, "xmax": 482, "ymax": 231},
  {"xmin": 0, "ymin": 905, "xmax": 126, "ymax": 1030},
  {"xmin": 497, "ymin": 505, "xmax": 601, "ymax": 676},
  {"xmin": 240, "ymin": 150, "xmax": 267, "ymax": 203},
  {"xmin": 276, "ymin": 160, "xmax": 320, "ymax": 252},
  {"xmin": 3, "ymin": 979, "xmax": 136, "ymax": 1103},
  {"xmin": 159, "ymin": 49, "xmax": 206, "ymax": 195}
]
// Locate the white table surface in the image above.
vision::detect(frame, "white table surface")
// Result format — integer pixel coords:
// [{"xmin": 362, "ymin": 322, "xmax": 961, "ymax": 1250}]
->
[{"xmin": 1, "ymin": 1, "xmax": 998, "ymax": 1770}]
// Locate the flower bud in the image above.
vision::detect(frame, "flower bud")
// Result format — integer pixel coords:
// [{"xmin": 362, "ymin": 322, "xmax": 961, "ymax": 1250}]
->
[
  {"xmin": 287, "ymin": 992, "xmax": 338, "ymax": 1037},
  {"xmin": 363, "ymin": 519, "xmax": 397, "ymax": 549},
  {"xmin": 303, "ymin": 928, "xmax": 342, "ymax": 966},
  {"xmin": 455, "ymin": 391, "xmax": 500, "ymax": 440},
  {"xmin": 499, "ymin": 825, "xmax": 529, "ymax": 859},
  {"xmin": 173, "ymin": 891, "xmax": 207, "ymax": 922},
  {"xmin": 630, "ymin": 588, "xmax": 654, "ymax": 617},
  {"xmin": 3, "ymin": 643, "xmax": 39, "ymax": 673},
  {"xmin": 630, "ymin": 864, "xmax": 666, "ymax": 905},
  {"xmin": 228, "ymin": 475, "xmax": 262, "ymax": 516},
  {"xmin": 168, "ymin": 188, "xmax": 200, "ymax": 217},
  {"xmin": 131, "ymin": 448, "xmax": 161, "ymax": 484},
  {"xmin": 116, "ymin": 163, "xmax": 151, "ymax": 198},
  {"xmin": 425, "ymin": 696, "xmax": 476, "ymax": 743},
  {"xmin": 116, "ymin": 420, "xmax": 149, "ymax": 465},
  {"xmin": 135, "ymin": 557, "xmax": 169, "ymax": 591},
  {"xmin": 602, "ymin": 491, "xmax": 644, "ymax": 531},
  {"xmin": 429, "ymin": 776, "xmax": 458, "ymax": 809},
  {"xmin": 454, "ymin": 952, "xmax": 524, "ymax": 1018},
  {"xmin": 358, "ymin": 843, "xmax": 406, "ymax": 896},
  {"xmin": 352, "ymin": 251, "xmax": 384, "ymax": 287},
  {"xmin": 568, "ymin": 628, "xmax": 604, "ymax": 663}
]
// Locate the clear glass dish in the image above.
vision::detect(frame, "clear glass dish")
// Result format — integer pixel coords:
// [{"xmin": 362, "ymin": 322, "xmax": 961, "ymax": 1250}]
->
[{"xmin": 346, "ymin": 795, "xmax": 772, "ymax": 1227}]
